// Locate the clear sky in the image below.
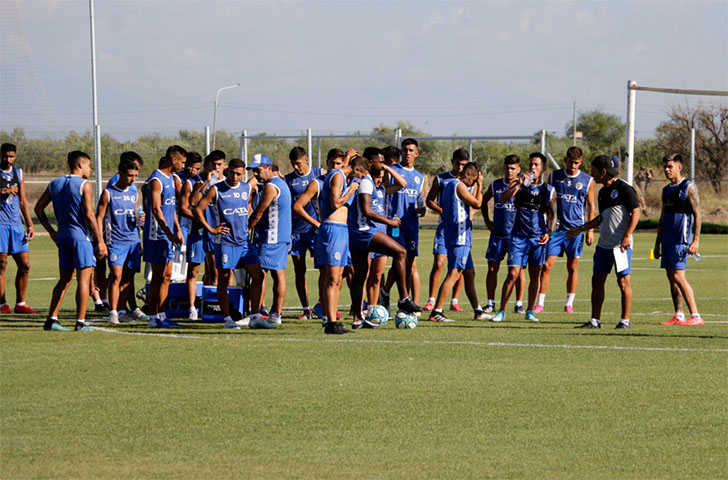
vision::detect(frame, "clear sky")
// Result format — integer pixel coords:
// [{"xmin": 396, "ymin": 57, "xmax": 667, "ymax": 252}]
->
[{"xmin": 2, "ymin": 0, "xmax": 726, "ymax": 140}]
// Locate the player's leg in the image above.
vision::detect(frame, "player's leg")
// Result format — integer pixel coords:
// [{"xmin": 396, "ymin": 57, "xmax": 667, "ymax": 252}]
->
[
  {"xmin": 323, "ymin": 265, "xmax": 344, "ymax": 323},
  {"xmin": 185, "ymin": 262, "xmax": 202, "ymax": 319},
  {"xmin": 564, "ymin": 256, "xmax": 579, "ymax": 311},
  {"xmin": 217, "ymin": 268, "xmax": 232, "ymax": 318},
  {"xmin": 590, "ymin": 272, "xmax": 608, "ymax": 321},
  {"xmin": 107, "ymin": 264, "xmax": 124, "ymax": 323},
  {"xmin": 498, "ymin": 265, "xmax": 522, "ymax": 313},
  {"xmin": 242, "ymin": 263, "xmax": 265, "ymax": 314},
  {"xmin": 94, "ymin": 257, "xmax": 108, "ymax": 309},
  {"xmin": 48, "ymin": 269, "xmax": 74, "ymax": 319},
  {"xmin": 536, "ymin": 255, "xmax": 557, "ymax": 312},
  {"xmin": 291, "ymin": 253, "xmax": 311, "ymax": 319},
  {"xmin": 485, "ymin": 261, "xmax": 500, "ymax": 311},
  {"xmin": 0, "ymin": 252, "xmax": 8, "ymax": 309},
  {"xmin": 461, "ymin": 268, "xmax": 482, "ymax": 317},
  {"xmin": 350, "ymin": 249, "xmax": 370, "ymax": 322},
  {"xmin": 526, "ymin": 264, "xmax": 542, "ymax": 320},
  {"xmin": 411, "ymin": 259, "xmax": 421, "ymax": 305},
  {"xmin": 450, "ymin": 272, "xmax": 464, "ymax": 311},
  {"xmin": 11, "ymin": 251, "xmax": 31, "ymax": 309},
  {"xmin": 366, "ymin": 255, "xmax": 387, "ymax": 306},
  {"xmin": 515, "ymin": 268, "xmax": 526, "ymax": 303},
  {"xmin": 370, "ymin": 232, "xmax": 419, "ymax": 311},
  {"xmin": 75, "ymin": 266, "xmax": 94, "ymax": 327},
  {"xmin": 616, "ymin": 273, "xmax": 632, "ymax": 325},
  {"xmin": 270, "ymin": 269, "xmax": 286, "ymax": 317},
  {"xmin": 426, "ymin": 253, "xmax": 447, "ymax": 309},
  {"xmin": 666, "ymin": 268, "xmax": 684, "ymax": 314},
  {"xmin": 668, "ymin": 269, "xmax": 700, "ymax": 319},
  {"xmin": 433, "ymin": 267, "xmax": 461, "ymax": 312}
]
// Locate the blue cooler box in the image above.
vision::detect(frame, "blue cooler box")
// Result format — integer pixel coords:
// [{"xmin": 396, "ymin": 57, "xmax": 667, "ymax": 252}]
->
[
  {"xmin": 164, "ymin": 281, "xmax": 202, "ymax": 319},
  {"xmin": 201, "ymin": 286, "xmax": 245, "ymax": 323}
]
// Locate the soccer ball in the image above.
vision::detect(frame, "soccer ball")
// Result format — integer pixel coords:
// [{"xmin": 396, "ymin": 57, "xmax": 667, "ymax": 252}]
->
[
  {"xmin": 365, "ymin": 305, "xmax": 389, "ymax": 327},
  {"xmin": 395, "ymin": 310, "xmax": 418, "ymax": 329}
]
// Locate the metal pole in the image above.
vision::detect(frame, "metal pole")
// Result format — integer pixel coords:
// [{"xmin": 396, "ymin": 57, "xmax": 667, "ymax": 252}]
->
[
  {"xmin": 307, "ymin": 129, "xmax": 312, "ymax": 163},
  {"xmin": 94, "ymin": 124, "xmax": 102, "ymax": 200},
  {"xmin": 690, "ymin": 128, "xmax": 696, "ymax": 181},
  {"xmin": 625, "ymin": 80, "xmax": 637, "ymax": 185},
  {"xmin": 316, "ymin": 137, "xmax": 321, "ymax": 169},
  {"xmin": 205, "ymin": 126, "xmax": 211, "ymax": 155},
  {"xmin": 396, "ymin": 128, "xmax": 402, "ymax": 146},
  {"xmin": 241, "ymin": 130, "xmax": 248, "ymax": 181},
  {"xmin": 89, "ymin": 0, "xmax": 101, "ymax": 200},
  {"xmin": 573, "ymin": 101, "xmax": 577, "ymax": 146},
  {"xmin": 212, "ymin": 83, "xmax": 240, "ymax": 149},
  {"xmin": 467, "ymin": 139, "xmax": 472, "ymax": 162},
  {"xmin": 540, "ymin": 130, "xmax": 546, "ymax": 155}
]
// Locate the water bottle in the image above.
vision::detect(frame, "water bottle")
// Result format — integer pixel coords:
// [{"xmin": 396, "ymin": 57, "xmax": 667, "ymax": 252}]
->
[
  {"xmin": 417, "ymin": 196, "xmax": 425, "ymax": 217},
  {"xmin": 135, "ymin": 205, "xmax": 144, "ymax": 227},
  {"xmin": 392, "ymin": 215, "xmax": 400, "ymax": 238},
  {"xmin": 691, "ymin": 253, "xmax": 702, "ymax": 262},
  {"xmin": 522, "ymin": 171, "xmax": 534, "ymax": 187}
]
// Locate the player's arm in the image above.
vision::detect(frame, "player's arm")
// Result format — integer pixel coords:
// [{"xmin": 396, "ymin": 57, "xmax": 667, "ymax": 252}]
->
[
  {"xmin": 17, "ymin": 171, "xmax": 34, "ymax": 240},
  {"xmin": 481, "ymin": 183, "xmax": 495, "ymax": 231},
  {"xmin": 193, "ymin": 187, "xmax": 229, "ymax": 235},
  {"xmin": 33, "ymin": 187, "xmax": 56, "ymax": 243},
  {"xmin": 416, "ymin": 177, "xmax": 427, "ymax": 216},
  {"xmin": 456, "ymin": 182, "xmax": 482, "ymax": 209},
  {"xmin": 248, "ymin": 183, "xmax": 276, "ymax": 230},
  {"xmin": 178, "ymin": 181, "xmax": 195, "ymax": 221},
  {"xmin": 173, "ymin": 208, "xmax": 183, "ymax": 245},
  {"xmin": 383, "ymin": 164, "xmax": 406, "ymax": 195},
  {"xmin": 95, "ymin": 190, "xmax": 109, "ymax": 239},
  {"xmin": 540, "ymin": 189, "xmax": 557, "ymax": 245},
  {"xmin": 149, "ymin": 179, "xmax": 181, "ymax": 245},
  {"xmin": 82, "ymin": 181, "xmax": 107, "ymax": 258},
  {"xmin": 359, "ymin": 193, "xmax": 398, "ymax": 227},
  {"xmin": 189, "ymin": 178, "xmax": 209, "ymax": 205},
  {"xmin": 331, "ymin": 173, "xmax": 359, "ymax": 210},
  {"xmin": 500, "ymin": 174, "xmax": 527, "ymax": 202},
  {"xmin": 173, "ymin": 174, "xmax": 182, "ymax": 195},
  {"xmin": 293, "ymin": 181, "xmax": 321, "ymax": 229},
  {"xmin": 687, "ymin": 183, "xmax": 701, "ymax": 255},
  {"xmin": 425, "ymin": 176, "xmax": 441, "ymax": 212},
  {"xmin": 584, "ymin": 179, "xmax": 595, "ymax": 246},
  {"xmin": 619, "ymin": 185, "xmax": 641, "ymax": 251}
]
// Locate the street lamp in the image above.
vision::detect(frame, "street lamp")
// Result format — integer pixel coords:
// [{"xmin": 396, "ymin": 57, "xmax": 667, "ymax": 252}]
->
[{"xmin": 212, "ymin": 83, "xmax": 240, "ymax": 149}]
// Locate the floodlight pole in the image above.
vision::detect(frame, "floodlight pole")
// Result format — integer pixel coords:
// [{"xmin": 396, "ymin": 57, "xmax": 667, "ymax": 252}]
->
[
  {"xmin": 212, "ymin": 83, "xmax": 240, "ymax": 150},
  {"xmin": 89, "ymin": 0, "xmax": 102, "ymax": 200}
]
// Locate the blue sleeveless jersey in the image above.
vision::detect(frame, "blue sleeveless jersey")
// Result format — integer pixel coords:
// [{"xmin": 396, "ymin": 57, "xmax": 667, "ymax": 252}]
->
[
  {"xmin": 285, "ymin": 167, "xmax": 323, "ymax": 234},
  {"xmin": 347, "ymin": 175, "xmax": 378, "ymax": 233},
  {"xmin": 661, "ymin": 179, "xmax": 694, "ymax": 245},
  {"xmin": 174, "ymin": 170, "xmax": 201, "ymax": 231},
  {"xmin": 435, "ymin": 171, "xmax": 456, "ymax": 226},
  {"xmin": 512, "ymin": 183, "xmax": 554, "ymax": 238},
  {"xmin": 490, "ymin": 178, "xmax": 517, "ymax": 238},
  {"xmin": 103, "ymin": 184, "xmax": 139, "ymax": 245},
  {"xmin": 143, "ymin": 170, "xmax": 177, "ymax": 242},
  {"xmin": 388, "ymin": 163, "xmax": 425, "ymax": 231},
  {"xmin": 107, "ymin": 173, "xmax": 138, "ymax": 193},
  {"xmin": 213, "ymin": 181, "xmax": 252, "ymax": 246},
  {"xmin": 371, "ymin": 182, "xmax": 387, "ymax": 233},
  {"xmin": 319, "ymin": 169, "xmax": 349, "ymax": 222},
  {"xmin": 551, "ymin": 169, "xmax": 592, "ymax": 230},
  {"xmin": 441, "ymin": 179, "xmax": 472, "ymax": 247},
  {"xmin": 0, "ymin": 167, "xmax": 22, "ymax": 225},
  {"xmin": 49, "ymin": 175, "xmax": 90, "ymax": 241},
  {"xmin": 255, "ymin": 176, "xmax": 291, "ymax": 244}
]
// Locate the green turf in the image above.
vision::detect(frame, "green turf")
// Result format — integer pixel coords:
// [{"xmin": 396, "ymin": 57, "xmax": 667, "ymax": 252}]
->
[{"xmin": 1, "ymin": 232, "xmax": 727, "ymax": 479}]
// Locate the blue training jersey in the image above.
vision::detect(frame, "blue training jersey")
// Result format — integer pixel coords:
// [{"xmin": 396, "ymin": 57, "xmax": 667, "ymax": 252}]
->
[
  {"xmin": 490, "ymin": 178, "xmax": 517, "ymax": 238},
  {"xmin": 661, "ymin": 178, "xmax": 694, "ymax": 245},
  {"xmin": 551, "ymin": 169, "xmax": 592, "ymax": 231},
  {"xmin": 512, "ymin": 182, "xmax": 554, "ymax": 238},
  {"xmin": 213, "ymin": 180, "xmax": 252, "ymax": 246},
  {"xmin": 388, "ymin": 163, "xmax": 425, "ymax": 231},
  {"xmin": 371, "ymin": 182, "xmax": 387, "ymax": 233},
  {"xmin": 254, "ymin": 176, "xmax": 291, "ymax": 244},
  {"xmin": 175, "ymin": 169, "xmax": 201, "ymax": 231},
  {"xmin": 435, "ymin": 171, "xmax": 456, "ymax": 226},
  {"xmin": 107, "ymin": 173, "xmax": 138, "ymax": 193},
  {"xmin": 441, "ymin": 178, "xmax": 472, "ymax": 247},
  {"xmin": 319, "ymin": 169, "xmax": 350, "ymax": 222},
  {"xmin": 347, "ymin": 175, "xmax": 378, "ymax": 233},
  {"xmin": 143, "ymin": 169, "xmax": 177, "ymax": 242},
  {"xmin": 49, "ymin": 174, "xmax": 90, "ymax": 241},
  {"xmin": 103, "ymin": 184, "xmax": 140, "ymax": 245},
  {"xmin": 0, "ymin": 167, "xmax": 22, "ymax": 225},
  {"xmin": 285, "ymin": 167, "xmax": 323, "ymax": 234}
]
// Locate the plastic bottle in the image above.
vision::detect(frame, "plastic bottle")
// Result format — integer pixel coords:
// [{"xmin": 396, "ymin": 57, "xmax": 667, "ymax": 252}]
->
[
  {"xmin": 392, "ymin": 215, "xmax": 400, "ymax": 237},
  {"xmin": 523, "ymin": 171, "xmax": 534, "ymax": 187},
  {"xmin": 691, "ymin": 253, "xmax": 702, "ymax": 262},
  {"xmin": 135, "ymin": 204, "xmax": 144, "ymax": 227},
  {"xmin": 417, "ymin": 196, "xmax": 425, "ymax": 217}
]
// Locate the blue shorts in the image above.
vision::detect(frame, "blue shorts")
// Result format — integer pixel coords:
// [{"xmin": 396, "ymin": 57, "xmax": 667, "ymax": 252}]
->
[
  {"xmin": 314, "ymin": 222, "xmax": 349, "ymax": 268},
  {"xmin": 0, "ymin": 224, "xmax": 28, "ymax": 255},
  {"xmin": 446, "ymin": 245, "xmax": 474, "ymax": 271},
  {"xmin": 433, "ymin": 224, "xmax": 447, "ymax": 256},
  {"xmin": 485, "ymin": 234, "xmax": 510, "ymax": 263},
  {"xmin": 143, "ymin": 239, "xmax": 174, "ymax": 264},
  {"xmin": 203, "ymin": 231, "xmax": 216, "ymax": 253},
  {"xmin": 546, "ymin": 229, "xmax": 583, "ymax": 258},
  {"xmin": 508, "ymin": 235, "xmax": 547, "ymax": 267},
  {"xmin": 107, "ymin": 243, "xmax": 141, "ymax": 271},
  {"xmin": 214, "ymin": 242, "xmax": 260, "ymax": 270},
  {"xmin": 390, "ymin": 228, "xmax": 418, "ymax": 257},
  {"xmin": 258, "ymin": 242, "xmax": 290, "ymax": 271},
  {"xmin": 58, "ymin": 237, "xmax": 95, "ymax": 270},
  {"xmin": 593, "ymin": 245, "xmax": 632, "ymax": 275},
  {"xmin": 660, "ymin": 243, "xmax": 689, "ymax": 271},
  {"xmin": 350, "ymin": 229, "xmax": 377, "ymax": 252},
  {"xmin": 179, "ymin": 225, "xmax": 189, "ymax": 245},
  {"xmin": 290, "ymin": 230, "xmax": 317, "ymax": 257},
  {"xmin": 186, "ymin": 228, "xmax": 205, "ymax": 264}
]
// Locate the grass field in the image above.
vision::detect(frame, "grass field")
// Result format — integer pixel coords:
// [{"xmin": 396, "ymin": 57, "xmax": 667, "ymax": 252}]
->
[{"xmin": 2, "ymin": 231, "xmax": 727, "ymax": 479}]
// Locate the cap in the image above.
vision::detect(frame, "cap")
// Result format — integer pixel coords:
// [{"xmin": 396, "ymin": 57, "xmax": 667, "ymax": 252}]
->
[
  {"xmin": 592, "ymin": 155, "xmax": 619, "ymax": 177},
  {"xmin": 246, "ymin": 153, "xmax": 272, "ymax": 170}
]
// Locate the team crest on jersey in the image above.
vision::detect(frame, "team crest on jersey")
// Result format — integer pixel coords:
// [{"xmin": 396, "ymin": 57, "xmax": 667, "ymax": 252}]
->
[
  {"xmin": 242, "ymin": 192, "xmax": 248, "ymax": 200},
  {"xmin": 334, "ymin": 251, "xmax": 341, "ymax": 260},
  {"xmin": 461, "ymin": 256, "xmax": 467, "ymax": 264},
  {"xmin": 610, "ymin": 190, "xmax": 618, "ymax": 199},
  {"xmin": 575, "ymin": 182, "xmax": 583, "ymax": 191},
  {"xmin": 530, "ymin": 189, "xmax": 539, "ymax": 196},
  {"xmin": 414, "ymin": 177, "xmax": 421, "ymax": 184}
]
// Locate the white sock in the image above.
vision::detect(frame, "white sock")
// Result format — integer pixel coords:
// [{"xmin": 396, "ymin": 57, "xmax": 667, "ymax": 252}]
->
[
  {"xmin": 158, "ymin": 312, "xmax": 166, "ymax": 320},
  {"xmin": 428, "ymin": 297, "xmax": 436, "ymax": 304},
  {"xmin": 487, "ymin": 299, "xmax": 495, "ymax": 306},
  {"xmin": 451, "ymin": 298, "xmax": 459, "ymax": 305},
  {"xmin": 189, "ymin": 306, "xmax": 196, "ymax": 312},
  {"xmin": 620, "ymin": 318, "xmax": 630, "ymax": 326},
  {"xmin": 16, "ymin": 302, "xmax": 25, "ymax": 306},
  {"xmin": 110, "ymin": 310, "xmax": 117, "ymax": 316},
  {"xmin": 224, "ymin": 316, "xmax": 233, "ymax": 323},
  {"xmin": 565, "ymin": 293, "xmax": 575, "ymax": 307},
  {"xmin": 690, "ymin": 313, "xmax": 701, "ymax": 318},
  {"xmin": 537, "ymin": 294, "xmax": 546, "ymax": 307},
  {"xmin": 94, "ymin": 299, "xmax": 103, "ymax": 305},
  {"xmin": 474, "ymin": 304, "xmax": 481, "ymax": 311},
  {"xmin": 515, "ymin": 300, "xmax": 523, "ymax": 307},
  {"xmin": 76, "ymin": 319, "xmax": 86, "ymax": 324},
  {"xmin": 676, "ymin": 312, "xmax": 686, "ymax": 320},
  {"xmin": 434, "ymin": 308, "xmax": 443, "ymax": 314},
  {"xmin": 590, "ymin": 318, "xmax": 600, "ymax": 326}
]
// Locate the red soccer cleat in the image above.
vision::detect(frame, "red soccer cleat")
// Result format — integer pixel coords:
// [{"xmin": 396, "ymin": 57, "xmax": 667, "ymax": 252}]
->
[
  {"xmin": 14, "ymin": 304, "xmax": 39, "ymax": 314},
  {"xmin": 564, "ymin": 305, "xmax": 574, "ymax": 314},
  {"xmin": 450, "ymin": 303, "xmax": 464, "ymax": 312},
  {"xmin": 0, "ymin": 304, "xmax": 11, "ymax": 314},
  {"xmin": 660, "ymin": 316, "xmax": 682, "ymax": 326},
  {"xmin": 335, "ymin": 310, "xmax": 342, "ymax": 321},
  {"xmin": 423, "ymin": 302, "xmax": 434, "ymax": 312},
  {"xmin": 679, "ymin": 316, "xmax": 704, "ymax": 326},
  {"xmin": 533, "ymin": 305, "xmax": 544, "ymax": 314}
]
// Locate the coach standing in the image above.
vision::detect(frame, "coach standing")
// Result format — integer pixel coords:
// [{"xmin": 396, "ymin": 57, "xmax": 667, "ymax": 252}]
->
[{"xmin": 567, "ymin": 155, "xmax": 640, "ymax": 329}]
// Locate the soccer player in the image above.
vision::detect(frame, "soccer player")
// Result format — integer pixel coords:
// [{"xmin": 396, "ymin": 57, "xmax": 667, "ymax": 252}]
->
[
  {"xmin": 176, "ymin": 152, "xmax": 204, "ymax": 320},
  {"xmin": 95, "ymin": 158, "xmax": 142, "ymax": 325},
  {"xmin": 481, "ymin": 155, "xmax": 526, "ymax": 314},
  {"xmin": 348, "ymin": 147, "xmax": 420, "ymax": 328},
  {"xmin": 491, "ymin": 153, "xmax": 556, "ymax": 323},
  {"xmin": 423, "ymin": 148, "xmax": 469, "ymax": 312},
  {"xmin": 0, "ymin": 143, "xmax": 37, "ymax": 314},
  {"xmin": 143, "ymin": 146, "xmax": 185, "ymax": 328},
  {"xmin": 248, "ymin": 154, "xmax": 292, "ymax": 325},
  {"xmin": 379, "ymin": 138, "xmax": 426, "ymax": 310},
  {"xmin": 429, "ymin": 162, "xmax": 487, "ymax": 322},
  {"xmin": 654, "ymin": 153, "xmax": 703, "ymax": 326},
  {"xmin": 535, "ymin": 146, "xmax": 595, "ymax": 314},
  {"xmin": 194, "ymin": 158, "xmax": 268, "ymax": 330},
  {"xmin": 567, "ymin": 155, "xmax": 640, "ymax": 330},
  {"xmin": 34, "ymin": 151, "xmax": 106, "ymax": 331},
  {"xmin": 285, "ymin": 147, "xmax": 324, "ymax": 321}
]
